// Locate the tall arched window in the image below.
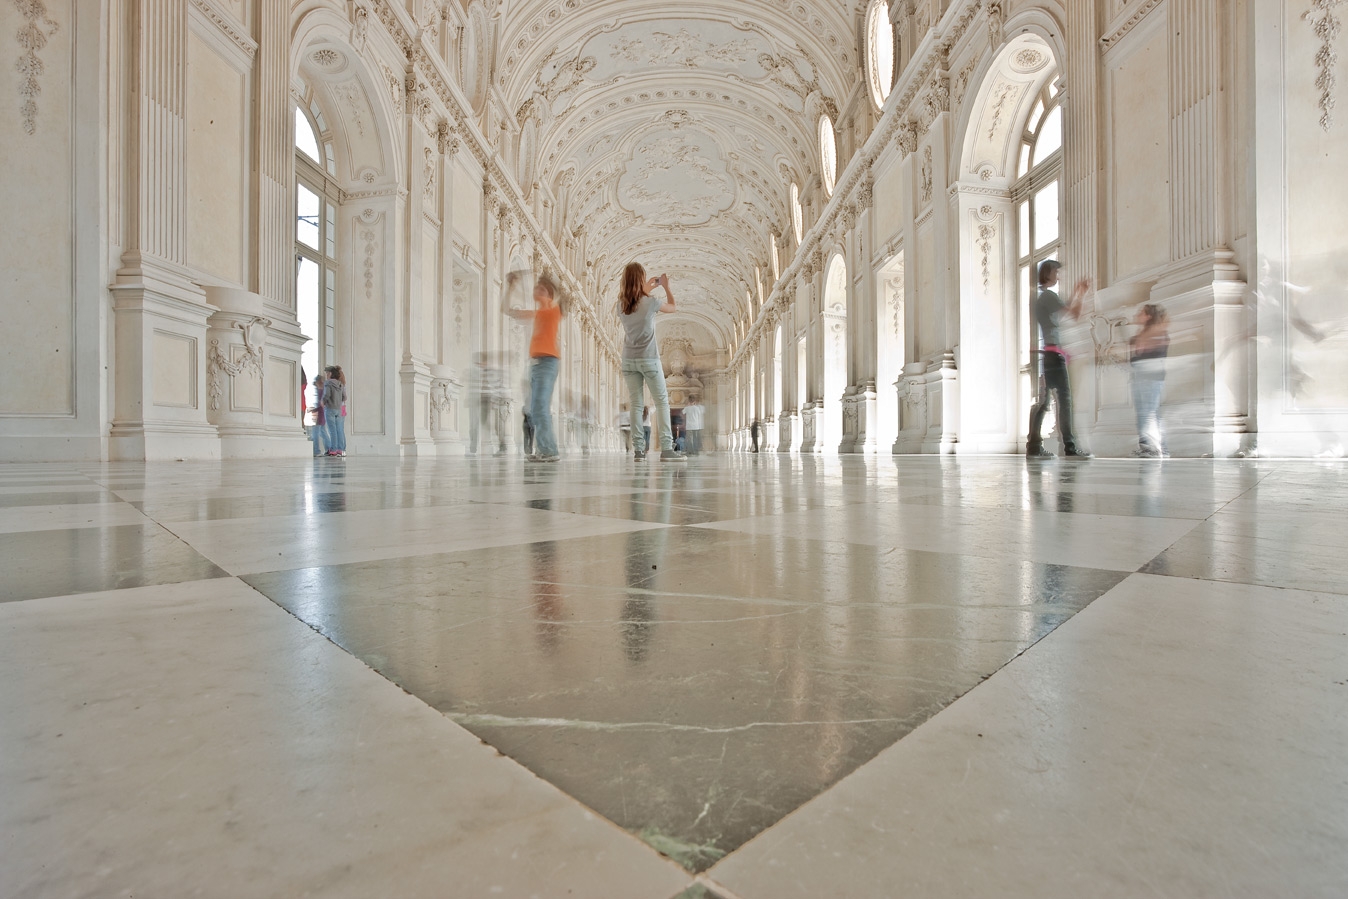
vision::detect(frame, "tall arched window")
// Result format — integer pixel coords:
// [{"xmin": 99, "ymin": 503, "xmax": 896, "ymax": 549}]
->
[
  {"xmin": 1013, "ymin": 78, "xmax": 1064, "ymax": 415},
  {"xmin": 790, "ymin": 182, "xmax": 803, "ymax": 243},
  {"xmin": 866, "ymin": 0, "xmax": 894, "ymax": 110},
  {"xmin": 819, "ymin": 115, "xmax": 838, "ymax": 196},
  {"xmin": 295, "ymin": 93, "xmax": 340, "ymax": 421}
]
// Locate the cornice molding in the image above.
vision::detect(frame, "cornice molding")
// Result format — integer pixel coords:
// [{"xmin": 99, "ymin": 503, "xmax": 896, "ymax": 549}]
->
[
  {"xmin": 190, "ymin": 0, "xmax": 257, "ymax": 59},
  {"xmin": 1100, "ymin": 0, "xmax": 1165, "ymax": 50}
]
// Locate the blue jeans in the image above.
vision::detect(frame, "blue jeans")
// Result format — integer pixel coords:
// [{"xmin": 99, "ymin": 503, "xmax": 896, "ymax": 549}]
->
[
  {"xmin": 324, "ymin": 410, "xmax": 346, "ymax": 452},
  {"xmin": 1131, "ymin": 362, "xmax": 1166, "ymax": 452},
  {"xmin": 530, "ymin": 356, "xmax": 559, "ymax": 456},
  {"xmin": 623, "ymin": 359, "xmax": 673, "ymax": 453}
]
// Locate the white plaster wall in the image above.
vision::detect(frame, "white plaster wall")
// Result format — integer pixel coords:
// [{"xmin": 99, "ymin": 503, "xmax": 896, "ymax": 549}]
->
[
  {"xmin": 1107, "ymin": 20, "xmax": 1171, "ymax": 281},
  {"xmin": 186, "ymin": 30, "xmax": 246, "ymax": 286}
]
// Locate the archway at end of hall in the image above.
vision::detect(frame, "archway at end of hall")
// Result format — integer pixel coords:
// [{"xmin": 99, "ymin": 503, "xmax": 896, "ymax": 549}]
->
[{"xmin": 955, "ymin": 28, "xmax": 1064, "ymax": 454}]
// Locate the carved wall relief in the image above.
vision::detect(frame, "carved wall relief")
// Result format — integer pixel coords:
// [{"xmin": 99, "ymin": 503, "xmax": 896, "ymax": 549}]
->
[
  {"xmin": 1305, "ymin": 0, "xmax": 1344, "ymax": 131},
  {"xmin": 207, "ymin": 317, "xmax": 270, "ymax": 413},
  {"xmin": 13, "ymin": 0, "xmax": 60, "ymax": 135}
]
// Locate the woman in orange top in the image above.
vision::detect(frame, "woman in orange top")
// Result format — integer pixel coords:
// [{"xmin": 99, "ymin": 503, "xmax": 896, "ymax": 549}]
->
[{"xmin": 504, "ymin": 272, "xmax": 563, "ymax": 462}]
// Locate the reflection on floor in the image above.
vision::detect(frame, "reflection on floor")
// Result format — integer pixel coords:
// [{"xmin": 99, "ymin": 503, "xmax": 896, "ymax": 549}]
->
[{"xmin": 2, "ymin": 455, "xmax": 1346, "ymax": 897}]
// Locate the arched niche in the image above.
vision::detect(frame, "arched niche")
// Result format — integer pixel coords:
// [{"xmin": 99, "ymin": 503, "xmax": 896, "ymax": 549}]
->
[
  {"xmin": 822, "ymin": 252, "xmax": 848, "ymax": 452},
  {"xmin": 290, "ymin": 10, "xmax": 405, "ymax": 448},
  {"xmin": 953, "ymin": 28, "xmax": 1064, "ymax": 453}
]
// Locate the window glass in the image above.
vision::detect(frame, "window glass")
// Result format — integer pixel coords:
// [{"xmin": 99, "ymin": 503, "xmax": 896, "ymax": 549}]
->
[
  {"xmin": 295, "ymin": 107, "xmax": 321, "ymax": 164},
  {"xmin": 1033, "ymin": 105, "xmax": 1062, "ymax": 165},
  {"xmin": 297, "ymin": 183, "xmax": 320, "ymax": 249},
  {"xmin": 1020, "ymin": 264, "xmax": 1033, "ymax": 368},
  {"xmin": 1018, "ymin": 142, "xmax": 1031, "ymax": 178},
  {"xmin": 297, "ymin": 257, "xmax": 320, "ymax": 396},
  {"xmin": 790, "ymin": 183, "xmax": 803, "ymax": 243},
  {"xmin": 1033, "ymin": 181, "xmax": 1060, "ymax": 249},
  {"xmin": 819, "ymin": 116, "xmax": 837, "ymax": 196},
  {"xmin": 1027, "ymin": 98, "xmax": 1045, "ymax": 134},
  {"xmin": 867, "ymin": 0, "xmax": 894, "ymax": 109},
  {"xmin": 1018, "ymin": 201, "xmax": 1030, "ymax": 258},
  {"xmin": 325, "ymin": 202, "xmax": 336, "ymax": 258}
]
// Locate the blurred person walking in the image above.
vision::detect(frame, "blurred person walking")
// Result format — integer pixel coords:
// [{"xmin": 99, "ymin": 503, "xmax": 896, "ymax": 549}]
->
[
  {"xmin": 1130, "ymin": 303, "xmax": 1170, "ymax": 458},
  {"xmin": 617, "ymin": 263, "xmax": 685, "ymax": 461},
  {"xmin": 504, "ymin": 272, "xmax": 564, "ymax": 462},
  {"xmin": 684, "ymin": 396, "xmax": 705, "ymax": 455},
  {"xmin": 308, "ymin": 373, "xmax": 327, "ymax": 457},
  {"xmin": 1026, "ymin": 260, "xmax": 1092, "ymax": 459},
  {"xmin": 617, "ymin": 403, "xmax": 632, "ymax": 451},
  {"xmin": 467, "ymin": 353, "xmax": 509, "ymax": 456}
]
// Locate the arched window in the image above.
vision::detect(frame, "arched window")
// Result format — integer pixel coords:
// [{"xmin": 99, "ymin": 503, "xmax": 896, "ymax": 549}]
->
[
  {"xmin": 790, "ymin": 182, "xmax": 803, "ymax": 243},
  {"xmin": 771, "ymin": 236, "xmax": 780, "ymax": 281},
  {"xmin": 1013, "ymin": 78, "xmax": 1064, "ymax": 416},
  {"xmin": 819, "ymin": 115, "xmax": 838, "ymax": 196},
  {"xmin": 295, "ymin": 91, "xmax": 340, "ymax": 423},
  {"xmin": 866, "ymin": 0, "xmax": 895, "ymax": 110}
]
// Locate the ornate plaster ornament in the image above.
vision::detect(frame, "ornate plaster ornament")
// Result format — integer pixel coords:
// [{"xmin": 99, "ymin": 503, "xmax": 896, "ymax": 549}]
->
[
  {"xmin": 986, "ymin": 1, "xmax": 1005, "ymax": 50},
  {"xmin": 422, "ymin": 147, "xmax": 437, "ymax": 203},
  {"xmin": 977, "ymin": 222, "xmax": 996, "ymax": 293},
  {"xmin": 1011, "ymin": 47, "xmax": 1048, "ymax": 74},
  {"xmin": 986, "ymin": 81, "xmax": 1018, "ymax": 140},
  {"xmin": 920, "ymin": 145, "xmax": 934, "ymax": 205},
  {"xmin": 350, "ymin": 3, "xmax": 370, "ymax": 53},
  {"xmin": 1305, "ymin": 0, "xmax": 1344, "ymax": 131},
  {"xmin": 207, "ymin": 317, "xmax": 271, "ymax": 412},
  {"xmin": 12, "ymin": 0, "xmax": 59, "ymax": 136}
]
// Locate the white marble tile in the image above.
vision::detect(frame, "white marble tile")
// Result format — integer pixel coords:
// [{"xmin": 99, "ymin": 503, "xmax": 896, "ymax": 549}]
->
[
  {"xmin": 164, "ymin": 502, "xmax": 671, "ymax": 575},
  {"xmin": 0, "ymin": 578, "xmax": 690, "ymax": 899},
  {"xmin": 709, "ymin": 573, "xmax": 1348, "ymax": 898},
  {"xmin": 695, "ymin": 502, "xmax": 1199, "ymax": 572},
  {"xmin": 0, "ymin": 501, "xmax": 151, "ymax": 534}
]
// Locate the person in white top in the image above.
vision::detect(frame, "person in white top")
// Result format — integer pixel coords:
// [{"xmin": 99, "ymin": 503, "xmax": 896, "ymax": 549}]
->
[
  {"xmin": 683, "ymin": 397, "xmax": 705, "ymax": 455},
  {"xmin": 617, "ymin": 404, "xmax": 632, "ymax": 451}
]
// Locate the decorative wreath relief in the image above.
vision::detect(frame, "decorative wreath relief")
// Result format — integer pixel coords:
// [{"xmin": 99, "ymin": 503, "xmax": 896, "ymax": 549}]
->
[{"xmin": 13, "ymin": 0, "xmax": 60, "ymax": 135}]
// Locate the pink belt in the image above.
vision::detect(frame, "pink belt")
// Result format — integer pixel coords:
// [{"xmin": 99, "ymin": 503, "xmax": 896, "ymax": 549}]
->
[{"xmin": 1042, "ymin": 344, "xmax": 1070, "ymax": 363}]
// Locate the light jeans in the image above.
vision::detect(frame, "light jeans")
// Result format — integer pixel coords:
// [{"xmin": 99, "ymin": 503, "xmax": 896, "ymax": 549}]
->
[
  {"xmin": 622, "ymin": 359, "xmax": 673, "ymax": 453},
  {"xmin": 324, "ymin": 410, "xmax": 346, "ymax": 452},
  {"xmin": 530, "ymin": 355, "xmax": 560, "ymax": 457},
  {"xmin": 1131, "ymin": 360, "xmax": 1166, "ymax": 453}
]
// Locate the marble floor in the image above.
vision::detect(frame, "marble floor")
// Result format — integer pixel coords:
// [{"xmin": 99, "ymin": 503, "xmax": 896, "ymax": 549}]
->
[{"xmin": 2, "ymin": 454, "xmax": 1346, "ymax": 897}]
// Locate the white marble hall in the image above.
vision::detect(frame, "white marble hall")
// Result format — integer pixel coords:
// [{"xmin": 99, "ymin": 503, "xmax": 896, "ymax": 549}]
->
[{"xmin": 2, "ymin": 1, "xmax": 1348, "ymax": 897}]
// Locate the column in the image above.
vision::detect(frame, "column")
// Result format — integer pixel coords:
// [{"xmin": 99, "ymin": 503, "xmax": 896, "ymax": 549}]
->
[{"xmin": 110, "ymin": 0, "xmax": 219, "ymax": 459}]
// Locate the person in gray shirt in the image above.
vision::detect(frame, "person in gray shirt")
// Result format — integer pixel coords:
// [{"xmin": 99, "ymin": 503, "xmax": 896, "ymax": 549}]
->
[
  {"xmin": 616, "ymin": 262, "xmax": 686, "ymax": 461},
  {"xmin": 1026, "ymin": 259, "xmax": 1093, "ymax": 459}
]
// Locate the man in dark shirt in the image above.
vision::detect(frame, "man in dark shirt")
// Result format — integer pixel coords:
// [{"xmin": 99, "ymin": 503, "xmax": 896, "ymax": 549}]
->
[{"xmin": 1027, "ymin": 259, "xmax": 1093, "ymax": 459}]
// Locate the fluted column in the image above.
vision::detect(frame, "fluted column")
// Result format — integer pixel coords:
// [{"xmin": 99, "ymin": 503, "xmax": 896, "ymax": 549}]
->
[
  {"xmin": 1063, "ymin": 0, "xmax": 1103, "ymax": 291},
  {"xmin": 109, "ymin": 0, "xmax": 219, "ymax": 459},
  {"xmin": 254, "ymin": 0, "xmax": 290, "ymax": 309}
]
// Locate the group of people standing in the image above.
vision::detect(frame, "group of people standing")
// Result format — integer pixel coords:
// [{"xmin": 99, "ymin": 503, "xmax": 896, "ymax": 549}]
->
[
  {"xmin": 308, "ymin": 365, "xmax": 347, "ymax": 457},
  {"xmin": 1027, "ymin": 258, "xmax": 1170, "ymax": 460},
  {"xmin": 498, "ymin": 262, "xmax": 692, "ymax": 463}
]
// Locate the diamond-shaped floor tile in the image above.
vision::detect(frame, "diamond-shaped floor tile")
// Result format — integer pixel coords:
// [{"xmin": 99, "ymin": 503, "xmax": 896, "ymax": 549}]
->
[{"xmin": 245, "ymin": 525, "xmax": 1125, "ymax": 871}]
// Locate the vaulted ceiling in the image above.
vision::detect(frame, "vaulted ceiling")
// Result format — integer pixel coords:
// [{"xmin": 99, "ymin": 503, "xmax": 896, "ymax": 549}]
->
[{"xmin": 495, "ymin": 0, "xmax": 873, "ymax": 353}]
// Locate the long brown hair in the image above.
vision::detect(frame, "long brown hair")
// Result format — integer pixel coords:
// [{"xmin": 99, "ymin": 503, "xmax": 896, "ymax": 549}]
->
[{"xmin": 619, "ymin": 262, "xmax": 648, "ymax": 315}]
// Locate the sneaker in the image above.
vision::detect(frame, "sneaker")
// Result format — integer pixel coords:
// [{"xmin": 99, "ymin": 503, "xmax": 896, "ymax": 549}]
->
[
  {"xmin": 1025, "ymin": 447, "xmax": 1055, "ymax": 459},
  {"xmin": 541, "ymin": 454, "xmax": 561, "ymax": 463},
  {"xmin": 1132, "ymin": 448, "xmax": 1161, "ymax": 458},
  {"xmin": 660, "ymin": 450, "xmax": 688, "ymax": 461},
  {"xmin": 526, "ymin": 454, "xmax": 542, "ymax": 462},
  {"xmin": 1064, "ymin": 449, "xmax": 1094, "ymax": 460},
  {"xmin": 633, "ymin": 451, "xmax": 646, "ymax": 460}
]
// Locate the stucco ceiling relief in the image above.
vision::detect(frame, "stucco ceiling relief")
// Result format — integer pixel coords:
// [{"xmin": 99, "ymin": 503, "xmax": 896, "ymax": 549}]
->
[{"xmin": 616, "ymin": 127, "xmax": 736, "ymax": 227}]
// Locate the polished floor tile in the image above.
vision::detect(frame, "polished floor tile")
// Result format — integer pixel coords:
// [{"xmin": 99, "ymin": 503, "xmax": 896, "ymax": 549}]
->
[
  {"xmin": 2, "ymin": 455, "xmax": 1346, "ymax": 894},
  {"xmin": 0, "ymin": 500, "xmax": 150, "ymax": 534},
  {"xmin": 244, "ymin": 527, "xmax": 1127, "ymax": 870},
  {"xmin": 165, "ymin": 502, "xmax": 669, "ymax": 575},
  {"xmin": 0, "ymin": 578, "xmax": 688, "ymax": 898},
  {"xmin": 0, "ymin": 522, "xmax": 230, "ymax": 602},
  {"xmin": 707, "ymin": 573, "xmax": 1348, "ymax": 898},
  {"xmin": 695, "ymin": 501, "xmax": 1200, "ymax": 572}
]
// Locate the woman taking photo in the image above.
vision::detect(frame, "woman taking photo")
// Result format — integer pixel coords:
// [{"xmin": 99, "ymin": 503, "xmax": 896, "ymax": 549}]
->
[
  {"xmin": 617, "ymin": 263, "xmax": 685, "ymax": 461},
  {"xmin": 504, "ymin": 272, "xmax": 563, "ymax": 462}
]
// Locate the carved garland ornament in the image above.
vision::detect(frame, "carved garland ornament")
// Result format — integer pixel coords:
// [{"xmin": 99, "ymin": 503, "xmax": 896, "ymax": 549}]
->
[
  {"xmin": 207, "ymin": 317, "xmax": 270, "ymax": 412},
  {"xmin": 13, "ymin": 0, "xmax": 59, "ymax": 135},
  {"xmin": 1305, "ymin": 0, "xmax": 1344, "ymax": 131}
]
